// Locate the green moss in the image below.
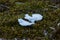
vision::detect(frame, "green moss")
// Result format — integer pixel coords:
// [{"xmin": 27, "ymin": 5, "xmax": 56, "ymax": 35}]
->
[{"xmin": 0, "ymin": 0, "xmax": 60, "ymax": 40}]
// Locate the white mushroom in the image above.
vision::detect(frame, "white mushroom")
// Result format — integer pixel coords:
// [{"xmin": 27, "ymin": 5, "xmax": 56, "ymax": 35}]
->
[
  {"xmin": 32, "ymin": 14, "xmax": 43, "ymax": 21},
  {"xmin": 18, "ymin": 18, "xmax": 34, "ymax": 26},
  {"xmin": 24, "ymin": 14, "xmax": 43, "ymax": 23}
]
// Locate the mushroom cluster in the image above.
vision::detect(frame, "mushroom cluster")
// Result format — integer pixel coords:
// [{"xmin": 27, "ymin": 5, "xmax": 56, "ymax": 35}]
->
[{"xmin": 18, "ymin": 14, "xmax": 43, "ymax": 26}]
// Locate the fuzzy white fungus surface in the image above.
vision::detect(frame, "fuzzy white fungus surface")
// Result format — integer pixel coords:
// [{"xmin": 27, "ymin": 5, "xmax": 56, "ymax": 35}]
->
[
  {"xmin": 18, "ymin": 18, "xmax": 34, "ymax": 26},
  {"xmin": 24, "ymin": 14, "xmax": 43, "ymax": 23},
  {"xmin": 18, "ymin": 14, "xmax": 43, "ymax": 26}
]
